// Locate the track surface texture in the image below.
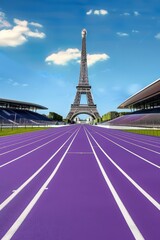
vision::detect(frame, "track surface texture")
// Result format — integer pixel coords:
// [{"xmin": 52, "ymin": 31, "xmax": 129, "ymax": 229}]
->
[{"xmin": 0, "ymin": 125, "xmax": 159, "ymax": 240}]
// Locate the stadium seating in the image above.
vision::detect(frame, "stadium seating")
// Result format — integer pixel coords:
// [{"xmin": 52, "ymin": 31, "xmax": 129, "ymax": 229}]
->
[
  {"xmin": 0, "ymin": 108, "xmax": 52, "ymax": 126},
  {"xmin": 107, "ymin": 113, "xmax": 160, "ymax": 128}
]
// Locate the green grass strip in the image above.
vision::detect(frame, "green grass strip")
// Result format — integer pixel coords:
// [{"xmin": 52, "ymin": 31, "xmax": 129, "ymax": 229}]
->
[
  {"xmin": 123, "ymin": 129, "xmax": 160, "ymax": 137},
  {"xmin": 0, "ymin": 127, "xmax": 50, "ymax": 136}
]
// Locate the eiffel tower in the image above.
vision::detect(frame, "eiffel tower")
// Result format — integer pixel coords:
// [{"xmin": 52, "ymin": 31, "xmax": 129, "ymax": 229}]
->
[{"xmin": 66, "ymin": 29, "xmax": 101, "ymax": 121}]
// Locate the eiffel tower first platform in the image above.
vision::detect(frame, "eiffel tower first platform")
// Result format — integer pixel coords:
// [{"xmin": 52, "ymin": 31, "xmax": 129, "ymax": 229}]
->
[{"xmin": 66, "ymin": 29, "xmax": 101, "ymax": 121}]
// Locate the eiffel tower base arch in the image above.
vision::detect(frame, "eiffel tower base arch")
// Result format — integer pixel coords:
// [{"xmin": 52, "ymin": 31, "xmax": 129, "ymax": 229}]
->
[{"xmin": 66, "ymin": 104, "xmax": 100, "ymax": 121}]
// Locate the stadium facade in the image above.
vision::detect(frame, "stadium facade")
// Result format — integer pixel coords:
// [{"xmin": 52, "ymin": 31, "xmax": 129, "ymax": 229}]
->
[
  {"xmin": 0, "ymin": 98, "xmax": 52, "ymax": 126},
  {"xmin": 118, "ymin": 79, "xmax": 160, "ymax": 110},
  {"xmin": 0, "ymin": 98, "xmax": 47, "ymax": 110},
  {"xmin": 106, "ymin": 79, "xmax": 160, "ymax": 128}
]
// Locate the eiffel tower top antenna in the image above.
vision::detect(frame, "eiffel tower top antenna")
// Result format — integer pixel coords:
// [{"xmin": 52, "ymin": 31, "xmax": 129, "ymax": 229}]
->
[{"xmin": 79, "ymin": 28, "xmax": 89, "ymax": 86}]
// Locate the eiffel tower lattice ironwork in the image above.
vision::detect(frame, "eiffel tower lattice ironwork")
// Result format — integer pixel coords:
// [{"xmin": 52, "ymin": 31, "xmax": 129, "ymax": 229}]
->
[{"xmin": 66, "ymin": 29, "xmax": 101, "ymax": 121}]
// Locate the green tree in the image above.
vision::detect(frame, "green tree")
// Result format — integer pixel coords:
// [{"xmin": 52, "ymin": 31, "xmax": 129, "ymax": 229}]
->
[{"xmin": 48, "ymin": 112, "xmax": 63, "ymax": 121}]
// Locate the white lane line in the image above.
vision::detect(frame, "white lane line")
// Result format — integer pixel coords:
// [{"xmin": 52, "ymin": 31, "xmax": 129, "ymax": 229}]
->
[
  {"xmin": 95, "ymin": 131, "xmax": 160, "ymax": 155},
  {"xmin": 99, "ymin": 130, "xmax": 160, "ymax": 149},
  {"xmin": 0, "ymin": 129, "xmax": 71, "ymax": 156},
  {"xmin": 84, "ymin": 128, "xmax": 144, "ymax": 240},
  {"xmin": 86, "ymin": 128, "xmax": 160, "ymax": 210},
  {"xmin": 1, "ymin": 127, "xmax": 80, "ymax": 240},
  {"xmin": 0, "ymin": 129, "xmax": 63, "ymax": 150},
  {"xmin": 0, "ymin": 125, "xmax": 73, "ymax": 146},
  {"xmin": 0, "ymin": 129, "xmax": 52, "ymax": 145},
  {"xmin": 0, "ymin": 130, "xmax": 71, "ymax": 168},
  {"xmin": 0, "ymin": 128, "xmax": 78, "ymax": 211},
  {"xmin": 0, "ymin": 129, "xmax": 52, "ymax": 146},
  {"xmin": 94, "ymin": 131, "xmax": 160, "ymax": 169},
  {"xmin": 107, "ymin": 131, "xmax": 160, "ymax": 146}
]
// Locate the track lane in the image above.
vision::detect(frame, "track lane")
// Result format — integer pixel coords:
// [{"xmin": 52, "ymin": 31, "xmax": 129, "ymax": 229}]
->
[
  {"xmin": 0, "ymin": 127, "xmax": 78, "ymax": 204},
  {"xmin": 95, "ymin": 129, "xmax": 160, "ymax": 152},
  {"xmin": 0, "ymin": 127, "xmax": 77, "ymax": 167},
  {"xmin": 86, "ymin": 126, "xmax": 160, "ymax": 202},
  {"xmin": 9, "ymin": 126, "xmax": 136, "ymax": 240},
  {"xmin": 85, "ymin": 127, "xmax": 144, "ymax": 239},
  {"xmin": 0, "ymin": 126, "xmax": 74, "ymax": 155},
  {"xmin": 0, "ymin": 126, "xmax": 80, "ymax": 239},
  {"xmin": 0, "ymin": 128, "xmax": 57, "ymax": 145},
  {"xmin": 94, "ymin": 130, "xmax": 160, "ymax": 168},
  {"xmin": 0, "ymin": 127, "xmax": 68, "ymax": 151},
  {"xmin": 0, "ymin": 124, "xmax": 159, "ymax": 240},
  {"xmin": 96, "ymin": 126, "xmax": 160, "ymax": 146},
  {"xmin": 0, "ymin": 126, "xmax": 72, "ymax": 148},
  {"xmin": 86, "ymin": 127, "xmax": 159, "ymax": 207},
  {"xmin": 85, "ymin": 126, "xmax": 160, "ymax": 239},
  {"xmin": 88, "ymin": 126, "xmax": 160, "ymax": 167}
]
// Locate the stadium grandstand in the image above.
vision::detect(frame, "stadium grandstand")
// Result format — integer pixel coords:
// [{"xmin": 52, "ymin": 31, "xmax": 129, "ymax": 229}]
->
[
  {"xmin": 0, "ymin": 98, "xmax": 53, "ymax": 126},
  {"xmin": 105, "ymin": 79, "xmax": 160, "ymax": 128}
]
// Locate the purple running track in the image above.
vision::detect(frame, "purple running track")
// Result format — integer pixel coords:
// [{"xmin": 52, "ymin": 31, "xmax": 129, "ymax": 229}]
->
[{"xmin": 0, "ymin": 125, "xmax": 159, "ymax": 240}]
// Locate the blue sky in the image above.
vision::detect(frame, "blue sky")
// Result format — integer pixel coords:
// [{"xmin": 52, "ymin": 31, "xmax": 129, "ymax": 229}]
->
[{"xmin": 0, "ymin": 0, "xmax": 160, "ymax": 118}]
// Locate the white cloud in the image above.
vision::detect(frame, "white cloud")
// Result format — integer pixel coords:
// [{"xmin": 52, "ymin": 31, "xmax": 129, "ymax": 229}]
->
[
  {"xmin": 0, "ymin": 11, "xmax": 11, "ymax": 28},
  {"xmin": 87, "ymin": 53, "xmax": 109, "ymax": 66},
  {"xmin": 0, "ymin": 28, "xmax": 27, "ymax": 47},
  {"xmin": 26, "ymin": 29, "xmax": 45, "ymax": 38},
  {"xmin": 134, "ymin": 11, "xmax": 140, "ymax": 16},
  {"xmin": 94, "ymin": 9, "xmax": 108, "ymax": 15},
  {"xmin": 29, "ymin": 22, "xmax": 43, "ymax": 28},
  {"xmin": 13, "ymin": 19, "xmax": 45, "ymax": 39},
  {"xmin": 86, "ymin": 9, "xmax": 108, "ymax": 16},
  {"xmin": 86, "ymin": 9, "xmax": 93, "ymax": 15},
  {"xmin": 45, "ymin": 48, "xmax": 81, "ymax": 65},
  {"xmin": 14, "ymin": 18, "xmax": 28, "ymax": 27},
  {"xmin": 117, "ymin": 32, "xmax": 129, "ymax": 37},
  {"xmin": 155, "ymin": 33, "xmax": 160, "ymax": 40},
  {"xmin": 45, "ymin": 48, "xmax": 109, "ymax": 67},
  {"xmin": 0, "ymin": 15, "xmax": 45, "ymax": 47}
]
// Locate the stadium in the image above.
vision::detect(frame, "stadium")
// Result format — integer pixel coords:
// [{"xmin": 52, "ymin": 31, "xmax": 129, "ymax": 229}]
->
[
  {"xmin": 103, "ymin": 79, "xmax": 160, "ymax": 128},
  {"xmin": 0, "ymin": 98, "xmax": 53, "ymax": 127},
  {"xmin": 1, "ymin": 78, "xmax": 160, "ymax": 128}
]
